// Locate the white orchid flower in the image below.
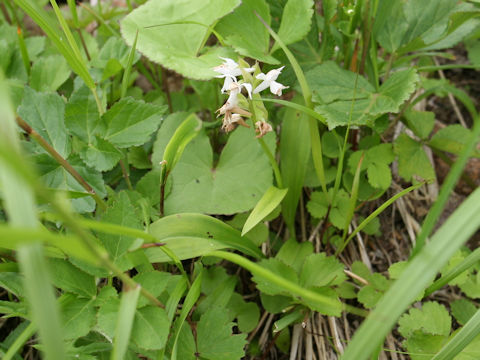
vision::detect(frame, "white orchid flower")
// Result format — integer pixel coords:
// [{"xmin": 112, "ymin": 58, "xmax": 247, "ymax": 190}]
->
[
  {"xmin": 253, "ymin": 66, "xmax": 289, "ymax": 96},
  {"xmin": 213, "ymin": 57, "xmax": 254, "ymax": 93}
]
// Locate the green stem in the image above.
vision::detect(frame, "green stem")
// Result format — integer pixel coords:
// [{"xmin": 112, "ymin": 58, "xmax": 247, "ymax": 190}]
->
[
  {"xmin": 15, "ymin": 117, "xmax": 107, "ymax": 211},
  {"xmin": 3, "ymin": 322, "xmax": 35, "ymax": 360},
  {"xmin": 92, "ymin": 88, "xmax": 104, "ymax": 115},
  {"xmin": 258, "ymin": 137, "xmax": 283, "ymax": 188}
]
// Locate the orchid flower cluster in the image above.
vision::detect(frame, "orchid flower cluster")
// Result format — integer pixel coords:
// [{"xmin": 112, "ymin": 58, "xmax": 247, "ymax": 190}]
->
[{"xmin": 213, "ymin": 57, "xmax": 288, "ymax": 137}]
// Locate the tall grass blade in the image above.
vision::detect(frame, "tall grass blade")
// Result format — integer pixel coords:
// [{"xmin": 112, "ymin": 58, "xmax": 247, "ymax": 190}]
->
[
  {"xmin": 121, "ymin": 30, "xmax": 139, "ymax": 98},
  {"xmin": 0, "ymin": 73, "xmax": 65, "ymax": 359},
  {"xmin": 342, "ymin": 187, "xmax": 480, "ymax": 360},
  {"xmin": 111, "ymin": 285, "xmax": 141, "ymax": 360}
]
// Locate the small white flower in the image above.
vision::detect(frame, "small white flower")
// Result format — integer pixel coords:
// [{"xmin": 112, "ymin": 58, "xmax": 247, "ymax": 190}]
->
[
  {"xmin": 253, "ymin": 66, "xmax": 289, "ymax": 96},
  {"xmin": 213, "ymin": 57, "xmax": 254, "ymax": 93}
]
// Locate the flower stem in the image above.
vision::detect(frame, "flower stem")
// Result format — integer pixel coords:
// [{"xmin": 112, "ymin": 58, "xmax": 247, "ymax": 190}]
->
[{"xmin": 258, "ymin": 137, "xmax": 283, "ymax": 188}]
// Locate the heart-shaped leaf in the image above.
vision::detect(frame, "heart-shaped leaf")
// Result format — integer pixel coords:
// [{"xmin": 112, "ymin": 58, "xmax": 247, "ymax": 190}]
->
[{"xmin": 160, "ymin": 124, "xmax": 274, "ymax": 215}]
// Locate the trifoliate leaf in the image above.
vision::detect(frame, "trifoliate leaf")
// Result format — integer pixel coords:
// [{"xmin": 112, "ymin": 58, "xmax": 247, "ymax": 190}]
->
[
  {"xmin": 300, "ymin": 253, "xmax": 346, "ymax": 288},
  {"xmin": 252, "ymin": 258, "xmax": 298, "ymax": 296},
  {"xmin": 398, "ymin": 301, "xmax": 451, "ymax": 338},
  {"xmin": 196, "ymin": 307, "xmax": 247, "ymax": 360},
  {"xmin": 404, "ymin": 110, "xmax": 435, "ymax": 140},
  {"xmin": 429, "ymin": 125, "xmax": 477, "ymax": 156},
  {"xmin": 394, "ymin": 133, "xmax": 435, "ymax": 182},
  {"xmin": 276, "ymin": 239, "xmax": 313, "ymax": 274}
]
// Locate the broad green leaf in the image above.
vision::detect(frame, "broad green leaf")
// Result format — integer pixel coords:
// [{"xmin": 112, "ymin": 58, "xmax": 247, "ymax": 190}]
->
[
  {"xmin": 96, "ymin": 297, "xmax": 120, "ymax": 340},
  {"xmin": 121, "ymin": 0, "xmax": 241, "ymax": 79},
  {"xmin": 301, "ymin": 287, "xmax": 342, "ymax": 316},
  {"xmin": 404, "ymin": 110, "xmax": 435, "ymax": 140},
  {"xmin": 65, "ymin": 85, "xmax": 100, "ymax": 144},
  {"xmin": 357, "ymin": 286, "xmax": 383, "ymax": 309},
  {"xmin": 312, "ymin": 66, "xmax": 419, "ymax": 129},
  {"xmin": 48, "ymin": 258, "xmax": 96, "ymax": 298},
  {"xmin": 33, "ymin": 154, "xmax": 106, "ymax": 213},
  {"xmin": 112, "ymin": 286, "xmax": 141, "ymax": 360},
  {"xmin": 280, "ymin": 105, "xmax": 311, "ymax": 232},
  {"xmin": 375, "ymin": 0, "xmax": 408, "ymax": 53},
  {"xmin": 394, "ymin": 133, "xmax": 435, "ymax": 182},
  {"xmin": 30, "ymin": 55, "xmax": 71, "ymax": 92},
  {"xmin": 300, "ymin": 253, "xmax": 346, "ymax": 288},
  {"xmin": 406, "ymin": 333, "xmax": 449, "ymax": 360},
  {"xmin": 131, "ymin": 305, "xmax": 169, "ymax": 350},
  {"xmin": 271, "ymin": 0, "xmax": 314, "ymax": 53},
  {"xmin": 429, "ymin": 125, "xmax": 476, "ymax": 156},
  {"xmin": 98, "ymin": 192, "xmax": 143, "ymax": 264},
  {"xmin": 216, "ymin": 0, "xmax": 278, "ymax": 64},
  {"xmin": 307, "ymin": 61, "xmax": 375, "ymax": 104},
  {"xmin": 101, "ymin": 97, "xmax": 166, "ymax": 148},
  {"xmin": 18, "ymin": 87, "xmax": 71, "ymax": 158},
  {"xmin": 62, "ymin": 296, "xmax": 96, "ymax": 340},
  {"xmin": 78, "ymin": 136, "xmax": 123, "ymax": 172},
  {"xmin": 133, "ymin": 271, "xmax": 170, "ymax": 308},
  {"xmin": 242, "ymin": 186, "xmax": 287, "ymax": 236},
  {"xmin": 147, "ymin": 213, "xmax": 262, "ymax": 261},
  {"xmin": 163, "ymin": 126, "xmax": 274, "ymax": 215},
  {"xmin": 196, "ymin": 307, "xmax": 247, "ymax": 360}
]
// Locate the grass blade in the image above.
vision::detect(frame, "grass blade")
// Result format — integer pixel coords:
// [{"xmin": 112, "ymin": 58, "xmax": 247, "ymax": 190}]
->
[
  {"xmin": 425, "ymin": 247, "xmax": 480, "ymax": 297},
  {"xmin": 342, "ymin": 187, "xmax": 480, "ymax": 360},
  {"xmin": 432, "ymin": 308, "xmax": 480, "ymax": 360},
  {"xmin": 0, "ymin": 73, "xmax": 65, "ymax": 359},
  {"xmin": 242, "ymin": 186, "xmax": 288, "ymax": 236},
  {"xmin": 111, "ymin": 285, "xmax": 141, "ymax": 360},
  {"xmin": 148, "ymin": 213, "xmax": 263, "ymax": 260},
  {"xmin": 171, "ymin": 270, "xmax": 203, "ymax": 360}
]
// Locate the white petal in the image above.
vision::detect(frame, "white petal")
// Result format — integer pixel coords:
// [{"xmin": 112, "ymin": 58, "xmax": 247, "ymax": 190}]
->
[
  {"xmin": 219, "ymin": 57, "xmax": 238, "ymax": 68},
  {"xmin": 243, "ymin": 67, "xmax": 255, "ymax": 73},
  {"xmin": 242, "ymin": 82, "xmax": 253, "ymax": 99},
  {"xmin": 270, "ymin": 81, "xmax": 288, "ymax": 96},
  {"xmin": 255, "ymin": 72, "xmax": 267, "ymax": 80},
  {"xmin": 253, "ymin": 80, "xmax": 269, "ymax": 94},
  {"xmin": 221, "ymin": 75, "xmax": 235, "ymax": 94}
]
